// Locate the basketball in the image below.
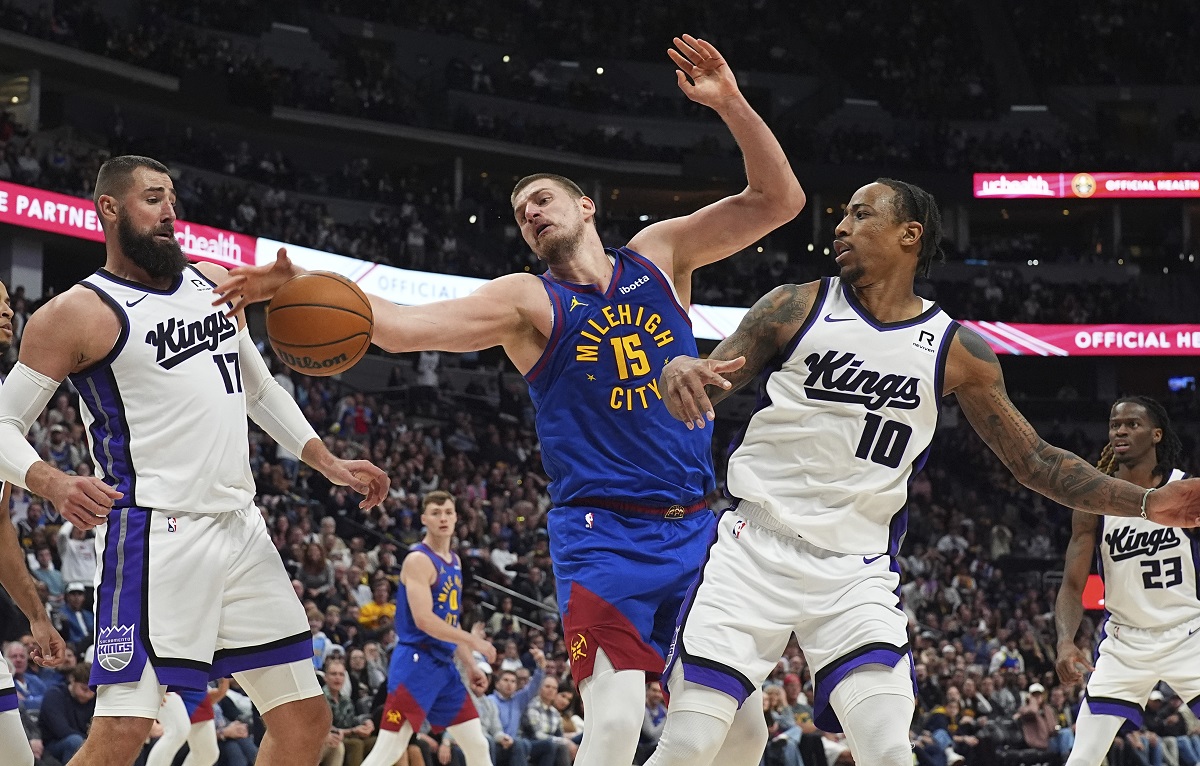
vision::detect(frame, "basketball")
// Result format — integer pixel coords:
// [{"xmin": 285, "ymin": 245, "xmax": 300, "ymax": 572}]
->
[{"xmin": 266, "ymin": 272, "xmax": 373, "ymax": 376}]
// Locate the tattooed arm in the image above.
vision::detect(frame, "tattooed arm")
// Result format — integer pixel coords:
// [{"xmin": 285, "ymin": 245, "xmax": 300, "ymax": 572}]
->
[
  {"xmin": 946, "ymin": 326, "xmax": 1200, "ymax": 526},
  {"xmin": 660, "ymin": 281, "xmax": 818, "ymax": 429}
]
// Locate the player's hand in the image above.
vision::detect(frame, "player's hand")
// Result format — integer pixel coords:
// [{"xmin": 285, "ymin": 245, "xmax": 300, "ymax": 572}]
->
[
  {"xmin": 661, "ymin": 355, "xmax": 745, "ymax": 429},
  {"xmin": 470, "ymin": 635, "xmax": 498, "ymax": 664},
  {"xmin": 355, "ymin": 720, "xmax": 375, "ymax": 737},
  {"xmin": 320, "ymin": 458, "xmax": 389, "ymax": 509},
  {"xmin": 212, "ymin": 247, "xmax": 305, "ymax": 316},
  {"xmin": 29, "ymin": 618, "xmax": 67, "ymax": 668},
  {"xmin": 1055, "ymin": 642, "xmax": 1093, "ymax": 686},
  {"xmin": 1146, "ymin": 480, "xmax": 1200, "ymax": 527},
  {"xmin": 669, "ymin": 35, "xmax": 740, "ymax": 110},
  {"xmin": 46, "ymin": 475, "xmax": 122, "ymax": 530}
]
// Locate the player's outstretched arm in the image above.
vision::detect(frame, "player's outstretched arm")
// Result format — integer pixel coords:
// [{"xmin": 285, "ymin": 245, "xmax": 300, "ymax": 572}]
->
[
  {"xmin": 628, "ymin": 35, "xmax": 804, "ymax": 284},
  {"xmin": 948, "ymin": 327, "xmax": 1200, "ymax": 526},
  {"xmin": 1054, "ymin": 511, "xmax": 1098, "ymax": 686},
  {"xmin": 402, "ymin": 553, "xmax": 497, "ymax": 664},
  {"xmin": 0, "ymin": 291, "xmax": 123, "ymax": 529},
  {"xmin": 0, "ymin": 483, "xmax": 66, "ymax": 668},
  {"xmin": 661, "ymin": 282, "xmax": 819, "ymax": 428}
]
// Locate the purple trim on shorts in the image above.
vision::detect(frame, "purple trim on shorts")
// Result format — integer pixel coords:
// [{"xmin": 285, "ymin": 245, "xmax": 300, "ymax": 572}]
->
[
  {"xmin": 0, "ymin": 686, "xmax": 17, "ymax": 712},
  {"xmin": 679, "ymin": 661, "xmax": 752, "ymax": 706},
  {"xmin": 154, "ymin": 664, "xmax": 212, "ymax": 693},
  {"xmin": 210, "ymin": 632, "xmax": 312, "ymax": 678},
  {"xmin": 813, "ymin": 645, "xmax": 908, "ymax": 733},
  {"xmin": 91, "ymin": 508, "xmax": 153, "ymax": 688},
  {"xmin": 1084, "ymin": 694, "xmax": 1144, "ymax": 727}
]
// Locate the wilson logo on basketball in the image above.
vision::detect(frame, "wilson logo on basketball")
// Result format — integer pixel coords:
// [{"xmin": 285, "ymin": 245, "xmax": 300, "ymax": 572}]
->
[
  {"xmin": 802, "ymin": 350, "xmax": 921, "ymax": 411},
  {"xmin": 273, "ymin": 349, "xmax": 350, "ymax": 370},
  {"xmin": 145, "ymin": 312, "xmax": 238, "ymax": 369}
]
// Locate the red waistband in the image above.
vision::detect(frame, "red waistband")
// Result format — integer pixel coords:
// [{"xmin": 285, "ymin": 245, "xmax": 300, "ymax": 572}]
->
[{"xmin": 565, "ymin": 497, "xmax": 709, "ymax": 519}]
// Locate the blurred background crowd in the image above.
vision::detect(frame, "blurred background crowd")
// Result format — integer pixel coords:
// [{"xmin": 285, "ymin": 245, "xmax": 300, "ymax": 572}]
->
[{"xmin": 1, "ymin": 0, "xmax": 1200, "ymax": 764}]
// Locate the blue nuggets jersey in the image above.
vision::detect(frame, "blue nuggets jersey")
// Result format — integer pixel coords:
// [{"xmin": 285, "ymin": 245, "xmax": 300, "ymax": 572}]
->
[
  {"xmin": 394, "ymin": 544, "xmax": 462, "ymax": 661},
  {"xmin": 526, "ymin": 247, "xmax": 715, "ymax": 507}
]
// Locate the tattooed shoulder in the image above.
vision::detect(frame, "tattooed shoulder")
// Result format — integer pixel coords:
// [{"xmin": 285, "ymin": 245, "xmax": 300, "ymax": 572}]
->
[{"xmin": 745, "ymin": 282, "xmax": 814, "ymax": 330}]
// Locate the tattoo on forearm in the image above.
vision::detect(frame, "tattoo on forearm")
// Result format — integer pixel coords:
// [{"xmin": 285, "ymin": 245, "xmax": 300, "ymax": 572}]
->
[
  {"xmin": 707, "ymin": 283, "xmax": 810, "ymax": 405},
  {"xmin": 966, "ymin": 382, "xmax": 1143, "ymax": 517}
]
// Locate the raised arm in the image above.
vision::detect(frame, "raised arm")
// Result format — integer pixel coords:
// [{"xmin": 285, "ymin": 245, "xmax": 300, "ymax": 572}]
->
[
  {"xmin": 627, "ymin": 36, "xmax": 804, "ymax": 291},
  {"xmin": 1055, "ymin": 511, "xmax": 1099, "ymax": 686},
  {"xmin": 660, "ymin": 281, "xmax": 819, "ymax": 428},
  {"xmin": 946, "ymin": 326, "xmax": 1200, "ymax": 526}
]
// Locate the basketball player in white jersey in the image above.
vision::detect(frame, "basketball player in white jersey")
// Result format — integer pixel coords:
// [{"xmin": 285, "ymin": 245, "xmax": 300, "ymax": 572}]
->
[
  {"xmin": 1055, "ymin": 396, "xmax": 1197, "ymax": 766},
  {"xmin": 0, "ymin": 278, "xmax": 68, "ymax": 766},
  {"xmin": 0, "ymin": 155, "xmax": 390, "ymax": 766},
  {"xmin": 647, "ymin": 179, "xmax": 1200, "ymax": 766}
]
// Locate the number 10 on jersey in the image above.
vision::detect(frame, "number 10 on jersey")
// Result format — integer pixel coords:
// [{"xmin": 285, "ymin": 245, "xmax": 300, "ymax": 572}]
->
[{"xmin": 855, "ymin": 413, "xmax": 912, "ymax": 469}]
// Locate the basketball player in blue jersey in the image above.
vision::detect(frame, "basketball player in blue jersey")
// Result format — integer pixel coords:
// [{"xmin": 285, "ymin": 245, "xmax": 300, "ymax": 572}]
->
[
  {"xmin": 647, "ymin": 179, "xmax": 1200, "ymax": 766},
  {"xmin": 0, "ymin": 279, "xmax": 69, "ymax": 766},
  {"xmin": 0, "ymin": 155, "xmax": 390, "ymax": 766},
  {"xmin": 146, "ymin": 683, "xmax": 226, "ymax": 766},
  {"xmin": 1055, "ymin": 397, "xmax": 1198, "ymax": 766},
  {"xmin": 361, "ymin": 490, "xmax": 498, "ymax": 766},
  {"xmin": 216, "ymin": 34, "xmax": 804, "ymax": 766}
]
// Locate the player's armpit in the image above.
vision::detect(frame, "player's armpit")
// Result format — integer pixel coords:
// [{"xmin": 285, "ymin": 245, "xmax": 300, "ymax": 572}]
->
[
  {"xmin": 948, "ymin": 327, "xmax": 1146, "ymax": 518},
  {"xmin": 704, "ymin": 281, "xmax": 819, "ymax": 404}
]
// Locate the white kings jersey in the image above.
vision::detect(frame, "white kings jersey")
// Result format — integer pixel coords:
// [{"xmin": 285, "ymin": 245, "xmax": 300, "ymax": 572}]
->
[
  {"xmin": 68, "ymin": 267, "xmax": 255, "ymax": 513},
  {"xmin": 1097, "ymin": 469, "xmax": 1199, "ymax": 630},
  {"xmin": 727, "ymin": 277, "xmax": 957, "ymax": 555}
]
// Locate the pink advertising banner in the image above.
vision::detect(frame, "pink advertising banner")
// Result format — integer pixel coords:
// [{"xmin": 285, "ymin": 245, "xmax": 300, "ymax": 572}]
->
[
  {"xmin": 963, "ymin": 322, "xmax": 1200, "ymax": 356},
  {"xmin": 0, "ymin": 180, "xmax": 256, "ymax": 267},
  {"xmin": 973, "ymin": 172, "xmax": 1200, "ymax": 199}
]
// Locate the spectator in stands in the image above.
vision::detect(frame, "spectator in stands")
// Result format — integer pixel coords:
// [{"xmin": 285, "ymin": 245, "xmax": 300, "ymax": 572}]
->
[
  {"xmin": 554, "ymin": 684, "xmax": 584, "ymax": 744},
  {"xmin": 30, "ymin": 545, "xmax": 64, "ymax": 604},
  {"xmin": 309, "ymin": 605, "xmax": 337, "ymax": 670},
  {"xmin": 214, "ymin": 692, "xmax": 259, "ymax": 766},
  {"xmin": 298, "ymin": 541, "xmax": 337, "ymax": 607},
  {"xmin": 489, "ymin": 658, "xmax": 546, "ymax": 762},
  {"xmin": 358, "ymin": 579, "xmax": 396, "ymax": 634},
  {"xmin": 1016, "ymin": 683, "xmax": 1058, "ymax": 751},
  {"xmin": 4, "ymin": 640, "xmax": 48, "ymax": 712},
  {"xmin": 522, "ymin": 674, "xmax": 574, "ymax": 765},
  {"xmin": 55, "ymin": 521, "xmax": 96, "ymax": 597},
  {"xmin": 58, "ymin": 581, "xmax": 94, "ymax": 649},
  {"xmin": 38, "ymin": 662, "xmax": 94, "ymax": 763},
  {"xmin": 636, "ymin": 681, "xmax": 667, "ymax": 765},
  {"xmin": 323, "ymin": 657, "xmax": 375, "ymax": 766},
  {"xmin": 1046, "ymin": 685, "xmax": 1075, "ymax": 755}
]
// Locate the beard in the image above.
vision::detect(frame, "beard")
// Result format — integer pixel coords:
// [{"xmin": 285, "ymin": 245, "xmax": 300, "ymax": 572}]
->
[
  {"xmin": 839, "ymin": 261, "xmax": 866, "ymax": 286},
  {"xmin": 117, "ymin": 213, "xmax": 188, "ymax": 279},
  {"xmin": 534, "ymin": 219, "xmax": 585, "ymax": 266}
]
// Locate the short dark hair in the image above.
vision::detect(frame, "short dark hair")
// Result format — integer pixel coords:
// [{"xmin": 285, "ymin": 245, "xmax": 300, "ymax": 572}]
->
[
  {"xmin": 94, "ymin": 155, "xmax": 170, "ymax": 206},
  {"xmin": 422, "ymin": 490, "xmax": 455, "ymax": 510},
  {"xmin": 70, "ymin": 662, "xmax": 91, "ymax": 685},
  {"xmin": 511, "ymin": 173, "xmax": 585, "ymax": 206},
  {"xmin": 497, "ymin": 669, "xmax": 518, "ymax": 681},
  {"xmin": 875, "ymin": 178, "xmax": 945, "ymax": 277}
]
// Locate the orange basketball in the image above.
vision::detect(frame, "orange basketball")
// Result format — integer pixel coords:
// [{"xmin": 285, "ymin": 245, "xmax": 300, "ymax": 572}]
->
[{"xmin": 266, "ymin": 272, "xmax": 373, "ymax": 376}]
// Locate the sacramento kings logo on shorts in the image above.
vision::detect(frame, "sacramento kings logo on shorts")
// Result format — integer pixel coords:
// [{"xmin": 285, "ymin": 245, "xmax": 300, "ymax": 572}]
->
[{"xmin": 96, "ymin": 625, "xmax": 136, "ymax": 672}]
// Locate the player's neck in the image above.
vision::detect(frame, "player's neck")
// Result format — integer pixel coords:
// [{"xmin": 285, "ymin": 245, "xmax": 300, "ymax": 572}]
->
[
  {"xmin": 422, "ymin": 535, "xmax": 453, "ymax": 558},
  {"xmin": 545, "ymin": 237, "xmax": 610, "ymax": 289},
  {"xmin": 847, "ymin": 279, "xmax": 923, "ymax": 324},
  {"xmin": 104, "ymin": 252, "xmax": 177, "ymax": 291},
  {"xmin": 1114, "ymin": 455, "xmax": 1161, "ymax": 489}
]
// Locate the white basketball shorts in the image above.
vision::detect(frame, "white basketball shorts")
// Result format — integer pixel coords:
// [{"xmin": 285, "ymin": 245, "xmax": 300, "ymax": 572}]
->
[
  {"xmin": 664, "ymin": 510, "xmax": 914, "ymax": 733},
  {"xmin": 91, "ymin": 504, "xmax": 310, "ymax": 692},
  {"xmin": 1084, "ymin": 613, "xmax": 1200, "ymax": 726}
]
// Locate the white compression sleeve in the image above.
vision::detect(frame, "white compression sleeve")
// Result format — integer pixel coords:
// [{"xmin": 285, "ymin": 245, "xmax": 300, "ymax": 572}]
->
[
  {"xmin": 239, "ymin": 330, "xmax": 319, "ymax": 460},
  {"xmin": 0, "ymin": 362, "xmax": 59, "ymax": 487}
]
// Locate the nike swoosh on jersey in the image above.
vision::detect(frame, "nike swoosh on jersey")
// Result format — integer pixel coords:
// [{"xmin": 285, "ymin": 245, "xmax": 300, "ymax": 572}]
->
[
  {"xmin": 126, "ymin": 295, "xmax": 148, "ymax": 307},
  {"xmin": 863, "ymin": 554, "xmax": 885, "ymax": 564},
  {"xmin": 823, "ymin": 314, "xmax": 854, "ymax": 322}
]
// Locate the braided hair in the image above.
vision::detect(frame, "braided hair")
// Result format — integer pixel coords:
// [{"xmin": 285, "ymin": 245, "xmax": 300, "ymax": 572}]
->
[
  {"xmin": 875, "ymin": 178, "xmax": 946, "ymax": 277},
  {"xmin": 1096, "ymin": 396, "xmax": 1182, "ymax": 479}
]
